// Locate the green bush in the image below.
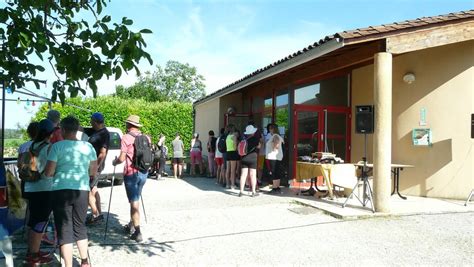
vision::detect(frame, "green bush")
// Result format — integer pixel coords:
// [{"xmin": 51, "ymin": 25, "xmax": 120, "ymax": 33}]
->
[{"xmin": 33, "ymin": 96, "xmax": 194, "ymax": 150}]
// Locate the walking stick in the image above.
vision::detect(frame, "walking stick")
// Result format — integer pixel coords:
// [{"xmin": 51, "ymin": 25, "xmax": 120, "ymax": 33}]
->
[
  {"xmin": 141, "ymin": 195, "xmax": 148, "ymax": 224},
  {"xmin": 103, "ymin": 160, "xmax": 117, "ymax": 241}
]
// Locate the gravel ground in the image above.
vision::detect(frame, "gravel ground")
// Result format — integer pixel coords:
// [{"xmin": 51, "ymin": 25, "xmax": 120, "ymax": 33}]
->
[{"xmin": 10, "ymin": 177, "xmax": 474, "ymax": 266}]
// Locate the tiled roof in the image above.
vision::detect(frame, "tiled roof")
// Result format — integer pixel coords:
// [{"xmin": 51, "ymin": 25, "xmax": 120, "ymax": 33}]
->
[{"xmin": 195, "ymin": 10, "xmax": 474, "ymax": 105}]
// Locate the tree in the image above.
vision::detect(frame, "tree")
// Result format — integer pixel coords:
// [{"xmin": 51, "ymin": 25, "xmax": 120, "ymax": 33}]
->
[
  {"xmin": 0, "ymin": 0, "xmax": 153, "ymax": 103},
  {"xmin": 115, "ymin": 60, "xmax": 206, "ymax": 102}
]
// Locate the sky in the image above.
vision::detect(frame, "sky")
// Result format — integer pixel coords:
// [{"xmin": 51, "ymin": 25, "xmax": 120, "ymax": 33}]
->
[{"xmin": 2, "ymin": 0, "xmax": 473, "ymax": 129}]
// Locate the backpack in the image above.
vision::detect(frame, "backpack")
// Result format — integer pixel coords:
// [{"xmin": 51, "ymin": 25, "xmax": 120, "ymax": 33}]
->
[
  {"xmin": 217, "ymin": 135, "xmax": 227, "ymax": 153},
  {"xmin": 237, "ymin": 135, "xmax": 256, "ymax": 157},
  {"xmin": 18, "ymin": 141, "xmax": 49, "ymax": 182},
  {"xmin": 153, "ymin": 144, "xmax": 162, "ymax": 159},
  {"xmin": 130, "ymin": 133, "xmax": 153, "ymax": 172}
]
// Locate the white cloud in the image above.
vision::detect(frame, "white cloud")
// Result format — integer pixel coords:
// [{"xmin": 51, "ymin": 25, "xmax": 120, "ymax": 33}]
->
[{"xmin": 146, "ymin": 7, "xmax": 342, "ymax": 94}]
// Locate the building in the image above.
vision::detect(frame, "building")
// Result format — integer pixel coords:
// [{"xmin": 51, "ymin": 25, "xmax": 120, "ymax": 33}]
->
[{"xmin": 193, "ymin": 10, "xmax": 474, "ymax": 210}]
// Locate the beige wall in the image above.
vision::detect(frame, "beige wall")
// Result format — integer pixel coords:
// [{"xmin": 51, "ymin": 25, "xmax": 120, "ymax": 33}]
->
[
  {"xmin": 194, "ymin": 92, "xmax": 242, "ymax": 158},
  {"xmin": 352, "ymin": 40, "xmax": 474, "ymax": 199},
  {"xmin": 194, "ymin": 98, "xmax": 220, "ymax": 158}
]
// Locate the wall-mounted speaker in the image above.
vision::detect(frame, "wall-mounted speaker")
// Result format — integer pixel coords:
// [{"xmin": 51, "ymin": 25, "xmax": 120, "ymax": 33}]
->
[{"xmin": 356, "ymin": 105, "xmax": 374, "ymax": 134}]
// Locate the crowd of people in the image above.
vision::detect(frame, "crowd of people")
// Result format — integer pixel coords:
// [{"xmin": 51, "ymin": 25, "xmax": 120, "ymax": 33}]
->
[
  {"xmin": 201, "ymin": 121, "xmax": 286, "ymax": 197},
  {"xmin": 16, "ymin": 108, "xmax": 285, "ymax": 266},
  {"xmin": 16, "ymin": 110, "xmax": 153, "ymax": 266}
]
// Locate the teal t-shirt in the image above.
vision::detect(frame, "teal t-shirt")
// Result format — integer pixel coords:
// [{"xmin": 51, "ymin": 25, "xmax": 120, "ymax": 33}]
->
[
  {"xmin": 47, "ymin": 140, "xmax": 97, "ymax": 191},
  {"xmin": 24, "ymin": 141, "xmax": 53, "ymax": 193}
]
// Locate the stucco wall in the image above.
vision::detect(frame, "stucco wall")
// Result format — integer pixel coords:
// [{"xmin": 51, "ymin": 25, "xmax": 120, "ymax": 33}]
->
[
  {"xmin": 351, "ymin": 40, "xmax": 474, "ymax": 199},
  {"xmin": 194, "ymin": 97, "xmax": 220, "ymax": 158}
]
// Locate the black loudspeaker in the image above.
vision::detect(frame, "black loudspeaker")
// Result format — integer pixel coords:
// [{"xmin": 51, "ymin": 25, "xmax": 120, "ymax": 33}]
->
[{"xmin": 356, "ymin": 105, "xmax": 374, "ymax": 134}]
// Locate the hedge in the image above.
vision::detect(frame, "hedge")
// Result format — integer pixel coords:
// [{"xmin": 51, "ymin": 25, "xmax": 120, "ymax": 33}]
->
[{"xmin": 33, "ymin": 96, "xmax": 194, "ymax": 150}]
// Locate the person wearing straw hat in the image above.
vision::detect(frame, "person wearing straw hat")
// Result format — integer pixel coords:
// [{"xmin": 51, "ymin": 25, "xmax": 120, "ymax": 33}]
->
[{"xmin": 112, "ymin": 115, "xmax": 150, "ymax": 243}]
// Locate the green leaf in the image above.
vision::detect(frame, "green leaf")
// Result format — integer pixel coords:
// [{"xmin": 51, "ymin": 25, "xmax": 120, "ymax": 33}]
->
[
  {"xmin": 115, "ymin": 66, "xmax": 122, "ymax": 80},
  {"xmin": 139, "ymin": 29, "xmax": 152, "ymax": 34},
  {"xmin": 0, "ymin": 9, "xmax": 8, "ymax": 23},
  {"xmin": 101, "ymin": 15, "xmax": 111, "ymax": 23},
  {"xmin": 122, "ymin": 18, "xmax": 133, "ymax": 25},
  {"xmin": 36, "ymin": 65, "xmax": 45, "ymax": 72}
]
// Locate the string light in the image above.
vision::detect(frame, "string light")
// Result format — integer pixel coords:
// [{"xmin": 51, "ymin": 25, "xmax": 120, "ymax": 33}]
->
[
  {"xmin": 32, "ymin": 100, "xmax": 36, "ymax": 106},
  {"xmin": 17, "ymin": 97, "xmax": 20, "ymax": 104},
  {"xmin": 26, "ymin": 99, "xmax": 30, "ymax": 106}
]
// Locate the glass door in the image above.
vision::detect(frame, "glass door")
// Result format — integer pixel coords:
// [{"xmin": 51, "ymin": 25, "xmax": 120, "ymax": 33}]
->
[
  {"xmin": 294, "ymin": 108, "xmax": 323, "ymax": 160},
  {"xmin": 293, "ymin": 106, "xmax": 351, "ymax": 171}
]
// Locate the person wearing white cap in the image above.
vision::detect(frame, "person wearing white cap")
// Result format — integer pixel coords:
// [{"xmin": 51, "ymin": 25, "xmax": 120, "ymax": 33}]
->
[{"xmin": 238, "ymin": 124, "xmax": 261, "ymax": 197}]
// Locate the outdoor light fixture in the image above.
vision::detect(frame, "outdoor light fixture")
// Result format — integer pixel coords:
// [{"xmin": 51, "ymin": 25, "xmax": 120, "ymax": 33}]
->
[{"xmin": 403, "ymin": 72, "xmax": 416, "ymax": 84}]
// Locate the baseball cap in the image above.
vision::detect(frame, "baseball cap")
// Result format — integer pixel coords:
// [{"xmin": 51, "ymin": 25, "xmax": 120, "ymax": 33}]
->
[
  {"xmin": 46, "ymin": 109, "xmax": 61, "ymax": 123},
  {"xmin": 39, "ymin": 119, "xmax": 55, "ymax": 134},
  {"xmin": 91, "ymin": 112, "xmax": 104, "ymax": 123}
]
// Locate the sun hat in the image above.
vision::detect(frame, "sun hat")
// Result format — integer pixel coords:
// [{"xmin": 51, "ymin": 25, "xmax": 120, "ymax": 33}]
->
[
  {"xmin": 91, "ymin": 112, "xmax": 104, "ymax": 123},
  {"xmin": 244, "ymin": 125, "xmax": 258, "ymax": 135},
  {"xmin": 46, "ymin": 109, "xmax": 61, "ymax": 123},
  {"xmin": 125, "ymin": 115, "xmax": 142, "ymax": 127},
  {"xmin": 39, "ymin": 119, "xmax": 55, "ymax": 134}
]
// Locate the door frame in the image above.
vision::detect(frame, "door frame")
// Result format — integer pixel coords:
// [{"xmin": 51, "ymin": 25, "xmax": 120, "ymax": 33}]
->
[{"xmin": 292, "ymin": 104, "xmax": 351, "ymax": 179}]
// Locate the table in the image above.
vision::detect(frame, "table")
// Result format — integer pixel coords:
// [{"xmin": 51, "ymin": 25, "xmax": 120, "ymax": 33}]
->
[
  {"xmin": 296, "ymin": 162, "xmax": 358, "ymax": 199},
  {"xmin": 296, "ymin": 162, "xmax": 333, "ymax": 198},
  {"xmin": 354, "ymin": 163, "xmax": 414, "ymax": 200}
]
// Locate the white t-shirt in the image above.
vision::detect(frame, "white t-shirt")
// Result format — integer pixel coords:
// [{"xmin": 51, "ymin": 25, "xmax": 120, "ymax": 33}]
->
[{"xmin": 265, "ymin": 134, "xmax": 284, "ymax": 161}]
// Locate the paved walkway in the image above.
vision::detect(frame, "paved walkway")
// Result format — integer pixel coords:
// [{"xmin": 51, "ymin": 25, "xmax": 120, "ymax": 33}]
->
[{"xmin": 10, "ymin": 177, "xmax": 474, "ymax": 266}]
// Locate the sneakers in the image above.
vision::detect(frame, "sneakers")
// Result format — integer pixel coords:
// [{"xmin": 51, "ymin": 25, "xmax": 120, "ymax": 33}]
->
[
  {"xmin": 123, "ymin": 223, "xmax": 134, "ymax": 234},
  {"xmin": 25, "ymin": 252, "xmax": 53, "ymax": 266},
  {"xmin": 269, "ymin": 187, "xmax": 282, "ymax": 194},
  {"xmin": 130, "ymin": 231, "xmax": 143, "ymax": 243},
  {"xmin": 251, "ymin": 192, "xmax": 259, "ymax": 197},
  {"xmin": 86, "ymin": 214, "xmax": 104, "ymax": 225}
]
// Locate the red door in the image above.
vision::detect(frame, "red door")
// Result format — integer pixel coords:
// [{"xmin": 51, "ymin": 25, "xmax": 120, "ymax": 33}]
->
[{"xmin": 293, "ymin": 105, "xmax": 351, "ymax": 179}]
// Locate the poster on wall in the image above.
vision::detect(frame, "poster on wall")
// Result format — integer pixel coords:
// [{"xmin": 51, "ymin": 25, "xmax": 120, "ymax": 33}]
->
[{"xmin": 412, "ymin": 128, "xmax": 432, "ymax": 146}]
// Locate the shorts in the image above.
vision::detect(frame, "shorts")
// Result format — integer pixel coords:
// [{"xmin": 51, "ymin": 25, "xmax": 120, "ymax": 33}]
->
[
  {"xmin": 215, "ymin": 157, "xmax": 224, "ymax": 166},
  {"xmin": 265, "ymin": 159, "xmax": 282, "ymax": 181},
  {"xmin": 241, "ymin": 152, "xmax": 258, "ymax": 169},
  {"xmin": 27, "ymin": 191, "xmax": 53, "ymax": 233},
  {"xmin": 52, "ymin": 189, "xmax": 89, "ymax": 245},
  {"xmin": 124, "ymin": 171, "xmax": 147, "ymax": 203},
  {"xmin": 173, "ymin": 158, "xmax": 183, "ymax": 164},
  {"xmin": 190, "ymin": 150, "xmax": 202, "ymax": 164},
  {"xmin": 226, "ymin": 151, "xmax": 240, "ymax": 161}
]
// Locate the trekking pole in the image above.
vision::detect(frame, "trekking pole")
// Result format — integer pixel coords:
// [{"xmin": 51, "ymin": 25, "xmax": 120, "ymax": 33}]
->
[
  {"xmin": 141, "ymin": 195, "xmax": 148, "ymax": 224},
  {"xmin": 103, "ymin": 159, "xmax": 117, "ymax": 241}
]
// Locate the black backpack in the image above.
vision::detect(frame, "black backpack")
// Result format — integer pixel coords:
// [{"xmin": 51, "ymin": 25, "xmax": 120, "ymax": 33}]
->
[
  {"xmin": 130, "ymin": 133, "xmax": 153, "ymax": 172},
  {"xmin": 217, "ymin": 134, "xmax": 227, "ymax": 153}
]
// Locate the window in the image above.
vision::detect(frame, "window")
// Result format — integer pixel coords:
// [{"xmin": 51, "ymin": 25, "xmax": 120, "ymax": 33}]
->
[
  {"xmin": 295, "ymin": 75, "xmax": 349, "ymax": 106},
  {"xmin": 275, "ymin": 91, "xmax": 289, "ymax": 135}
]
